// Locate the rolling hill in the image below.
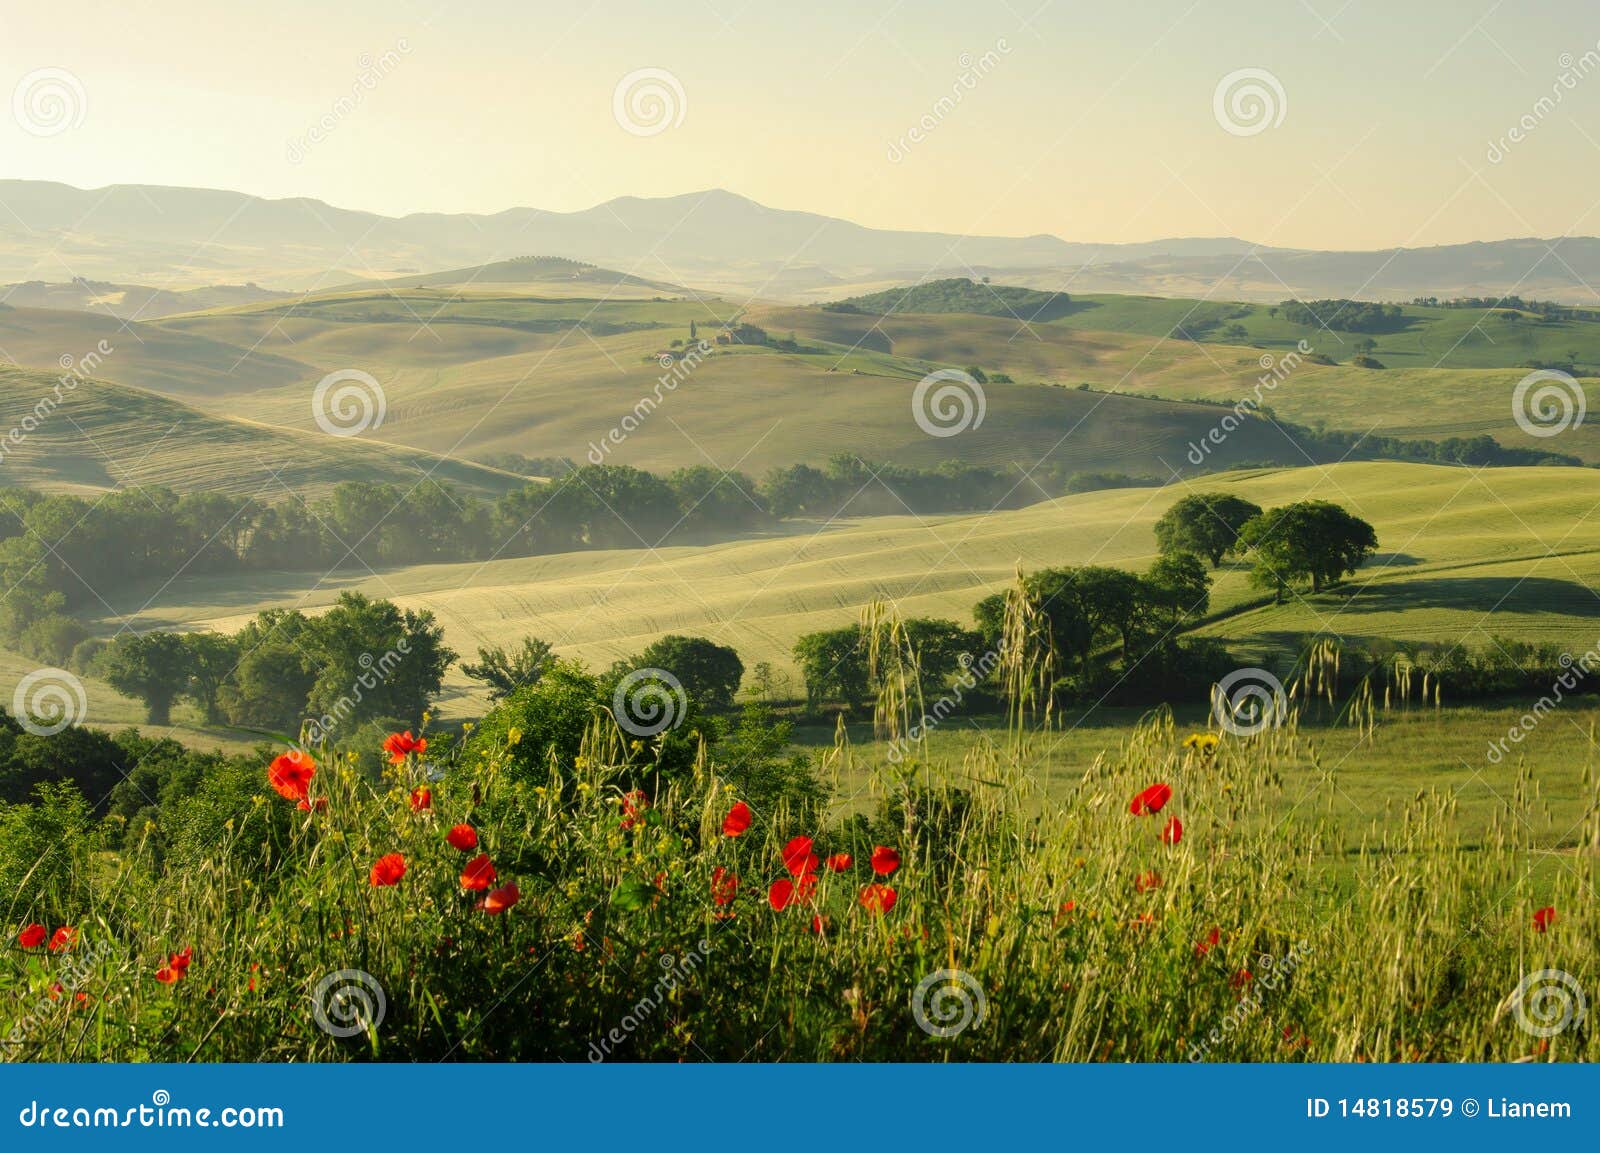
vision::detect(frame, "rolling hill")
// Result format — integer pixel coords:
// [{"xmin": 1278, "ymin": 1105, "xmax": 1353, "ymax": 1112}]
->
[
  {"xmin": 0, "ymin": 364, "xmax": 521, "ymax": 498},
  {"xmin": 80, "ymin": 461, "xmax": 1600, "ymax": 715}
]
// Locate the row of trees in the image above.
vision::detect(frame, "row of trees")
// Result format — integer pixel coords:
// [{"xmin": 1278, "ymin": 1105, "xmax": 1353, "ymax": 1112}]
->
[
  {"xmin": 0, "ymin": 456, "xmax": 1071, "ymax": 666},
  {"xmin": 89, "ymin": 594, "xmax": 453, "ymax": 733},
  {"xmin": 1155, "ymin": 492, "xmax": 1378, "ymax": 596}
]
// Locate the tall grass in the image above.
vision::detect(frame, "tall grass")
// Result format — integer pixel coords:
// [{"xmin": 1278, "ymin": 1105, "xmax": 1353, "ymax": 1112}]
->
[{"xmin": 2, "ymin": 598, "xmax": 1594, "ymax": 1062}]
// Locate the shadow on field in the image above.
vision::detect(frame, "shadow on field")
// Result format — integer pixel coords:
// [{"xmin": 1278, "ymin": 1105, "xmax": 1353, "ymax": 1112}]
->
[{"xmin": 1346, "ymin": 575, "xmax": 1600, "ymax": 616}]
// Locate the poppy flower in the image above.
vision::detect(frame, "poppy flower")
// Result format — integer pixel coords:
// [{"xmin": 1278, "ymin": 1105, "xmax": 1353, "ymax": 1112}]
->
[
  {"xmin": 859, "ymin": 883, "xmax": 898, "ymax": 914},
  {"xmin": 810, "ymin": 914, "xmax": 828, "ymax": 934},
  {"xmin": 1129, "ymin": 782, "xmax": 1172, "ymax": 816},
  {"xmin": 369, "ymin": 853, "xmax": 407, "ymax": 887},
  {"xmin": 445, "ymin": 824, "xmax": 478, "ymax": 851},
  {"xmin": 826, "ymin": 853, "xmax": 852, "ymax": 872},
  {"xmin": 17, "ymin": 923, "xmax": 46, "ymax": 949},
  {"xmin": 1161, "ymin": 817, "xmax": 1184, "ymax": 845},
  {"xmin": 620, "ymin": 789, "xmax": 649, "ymax": 830},
  {"xmin": 870, "ymin": 846, "xmax": 900, "ymax": 876},
  {"xmin": 479, "ymin": 882, "xmax": 520, "ymax": 914},
  {"xmin": 48, "ymin": 927, "xmax": 75, "ymax": 952},
  {"xmin": 169, "ymin": 946, "xmax": 193, "ymax": 973},
  {"xmin": 782, "ymin": 835, "xmax": 818, "ymax": 877},
  {"xmin": 1195, "ymin": 927, "xmax": 1221, "ymax": 957},
  {"xmin": 722, "ymin": 801, "xmax": 751, "ymax": 837},
  {"xmin": 711, "ymin": 867, "xmax": 739, "ymax": 906},
  {"xmin": 383, "ymin": 731, "xmax": 427, "ymax": 764},
  {"xmin": 460, "ymin": 853, "xmax": 497, "ymax": 892},
  {"xmin": 154, "ymin": 966, "xmax": 181, "ymax": 984},
  {"xmin": 296, "ymin": 796, "xmax": 328, "ymax": 812},
  {"xmin": 267, "ymin": 750, "xmax": 316, "ymax": 802},
  {"xmin": 1230, "ymin": 969, "xmax": 1253, "ymax": 990},
  {"xmin": 409, "ymin": 786, "xmax": 432, "ymax": 813},
  {"xmin": 1533, "ymin": 906, "xmax": 1557, "ymax": 932},
  {"xmin": 768, "ymin": 878, "xmax": 798, "ymax": 910},
  {"xmin": 1134, "ymin": 870, "xmax": 1162, "ymax": 894}
]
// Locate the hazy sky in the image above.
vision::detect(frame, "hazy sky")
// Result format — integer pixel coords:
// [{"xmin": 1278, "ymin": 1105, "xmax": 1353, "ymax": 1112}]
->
[{"xmin": 4, "ymin": 0, "xmax": 1600, "ymax": 249}]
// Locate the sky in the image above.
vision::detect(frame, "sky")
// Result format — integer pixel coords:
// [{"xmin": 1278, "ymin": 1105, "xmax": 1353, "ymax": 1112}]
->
[{"xmin": 3, "ymin": 0, "xmax": 1600, "ymax": 250}]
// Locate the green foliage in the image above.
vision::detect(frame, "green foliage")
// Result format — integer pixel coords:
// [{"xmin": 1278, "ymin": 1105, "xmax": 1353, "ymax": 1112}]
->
[
  {"xmin": 1154, "ymin": 492, "xmax": 1264, "ymax": 566},
  {"xmin": 635, "ymin": 635, "xmax": 745, "ymax": 711},
  {"xmin": 1240, "ymin": 500, "xmax": 1380, "ymax": 596},
  {"xmin": 461, "ymin": 637, "xmax": 555, "ymax": 701},
  {"xmin": 822, "ymin": 277, "xmax": 1073, "ymax": 321},
  {"xmin": 793, "ymin": 625, "xmax": 869, "ymax": 709},
  {"xmin": 97, "ymin": 632, "xmax": 191, "ymax": 725}
]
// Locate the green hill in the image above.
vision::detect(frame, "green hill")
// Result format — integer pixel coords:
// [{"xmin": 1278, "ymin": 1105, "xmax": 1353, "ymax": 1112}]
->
[
  {"xmin": 823, "ymin": 276, "xmax": 1076, "ymax": 321},
  {"xmin": 85, "ymin": 460, "xmax": 1600, "ymax": 715},
  {"xmin": 0, "ymin": 365, "xmax": 521, "ymax": 499}
]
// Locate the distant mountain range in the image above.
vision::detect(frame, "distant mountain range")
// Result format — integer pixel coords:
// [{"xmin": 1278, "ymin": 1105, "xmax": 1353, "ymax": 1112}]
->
[{"xmin": 2, "ymin": 179, "xmax": 1599, "ymax": 305}]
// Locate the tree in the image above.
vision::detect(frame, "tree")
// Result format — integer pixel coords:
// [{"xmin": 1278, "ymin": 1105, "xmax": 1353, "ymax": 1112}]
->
[
  {"xmin": 636, "ymin": 635, "xmax": 744, "ymax": 711},
  {"xmin": 220, "ymin": 609, "xmax": 318, "ymax": 732},
  {"xmin": 463, "ymin": 637, "xmax": 556, "ymax": 701},
  {"xmin": 181, "ymin": 632, "xmax": 240, "ymax": 726},
  {"xmin": 300, "ymin": 593, "xmax": 456, "ymax": 735},
  {"xmin": 1153, "ymin": 493, "xmax": 1264, "ymax": 567},
  {"xmin": 894, "ymin": 618, "xmax": 984, "ymax": 696},
  {"xmin": 793, "ymin": 625, "xmax": 869, "ymax": 708},
  {"xmin": 1239, "ymin": 500, "xmax": 1378, "ymax": 597},
  {"xmin": 1140, "ymin": 552, "xmax": 1212, "ymax": 633},
  {"xmin": 98, "ymin": 632, "xmax": 191, "ymax": 725}
]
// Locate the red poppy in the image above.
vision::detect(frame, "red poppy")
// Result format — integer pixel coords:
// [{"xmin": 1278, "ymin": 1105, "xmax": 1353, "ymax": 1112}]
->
[
  {"xmin": 1161, "ymin": 817, "xmax": 1184, "ymax": 845},
  {"xmin": 711, "ymin": 866, "xmax": 739, "ymax": 906},
  {"xmin": 810, "ymin": 914, "xmax": 828, "ymax": 934},
  {"xmin": 154, "ymin": 966, "xmax": 180, "ymax": 984},
  {"xmin": 409, "ymin": 786, "xmax": 432, "ymax": 813},
  {"xmin": 768, "ymin": 878, "xmax": 798, "ymax": 910},
  {"xmin": 445, "ymin": 824, "xmax": 478, "ymax": 851},
  {"xmin": 1533, "ymin": 906, "xmax": 1557, "ymax": 932},
  {"xmin": 296, "ymin": 796, "xmax": 328, "ymax": 812},
  {"xmin": 621, "ymin": 789, "xmax": 649, "ymax": 830},
  {"xmin": 722, "ymin": 801, "xmax": 751, "ymax": 837},
  {"xmin": 826, "ymin": 852, "xmax": 852, "ymax": 872},
  {"xmin": 479, "ymin": 882, "xmax": 520, "ymax": 914},
  {"xmin": 1134, "ymin": 870, "xmax": 1163, "ymax": 894},
  {"xmin": 1195, "ymin": 927, "xmax": 1221, "ymax": 957},
  {"xmin": 870, "ymin": 846, "xmax": 901, "ymax": 876},
  {"xmin": 859, "ymin": 883, "xmax": 898, "ymax": 914},
  {"xmin": 782, "ymin": 835, "xmax": 818, "ymax": 877},
  {"xmin": 1230, "ymin": 969, "xmax": 1253, "ymax": 989},
  {"xmin": 460, "ymin": 853, "xmax": 497, "ymax": 892},
  {"xmin": 17, "ymin": 923, "xmax": 46, "ymax": 949},
  {"xmin": 1129, "ymin": 782, "xmax": 1172, "ymax": 816},
  {"xmin": 267, "ymin": 750, "xmax": 316, "ymax": 802},
  {"xmin": 369, "ymin": 853, "xmax": 407, "ymax": 887},
  {"xmin": 383, "ymin": 730, "xmax": 427, "ymax": 765},
  {"xmin": 48, "ymin": 926, "xmax": 75, "ymax": 952},
  {"xmin": 170, "ymin": 946, "xmax": 193, "ymax": 973}
]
